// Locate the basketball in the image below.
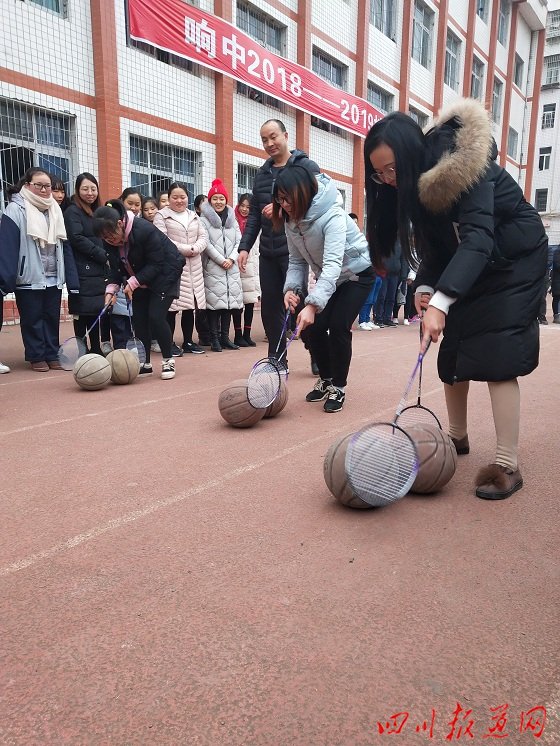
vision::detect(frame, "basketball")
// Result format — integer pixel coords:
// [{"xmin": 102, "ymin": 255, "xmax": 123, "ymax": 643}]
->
[
  {"xmin": 404, "ymin": 422, "xmax": 458, "ymax": 494},
  {"xmin": 73, "ymin": 353, "xmax": 112, "ymax": 391},
  {"xmin": 218, "ymin": 379, "xmax": 266, "ymax": 428},
  {"xmin": 264, "ymin": 379, "xmax": 289, "ymax": 418},
  {"xmin": 107, "ymin": 349, "xmax": 140, "ymax": 385},
  {"xmin": 323, "ymin": 432, "xmax": 373, "ymax": 509}
]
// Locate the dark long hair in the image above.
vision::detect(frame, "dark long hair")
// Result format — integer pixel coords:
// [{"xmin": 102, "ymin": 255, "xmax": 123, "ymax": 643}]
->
[
  {"xmin": 271, "ymin": 166, "xmax": 318, "ymax": 229},
  {"xmin": 364, "ymin": 112, "xmax": 427, "ymax": 269},
  {"xmin": 74, "ymin": 172, "xmax": 100, "ymax": 214},
  {"xmin": 7, "ymin": 167, "xmax": 51, "ymax": 198},
  {"xmin": 92, "ymin": 198, "xmax": 128, "ymax": 239}
]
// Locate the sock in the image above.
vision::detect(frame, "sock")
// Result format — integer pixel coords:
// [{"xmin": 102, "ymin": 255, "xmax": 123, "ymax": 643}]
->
[
  {"xmin": 444, "ymin": 381, "xmax": 469, "ymax": 440},
  {"xmin": 488, "ymin": 379, "xmax": 520, "ymax": 470}
]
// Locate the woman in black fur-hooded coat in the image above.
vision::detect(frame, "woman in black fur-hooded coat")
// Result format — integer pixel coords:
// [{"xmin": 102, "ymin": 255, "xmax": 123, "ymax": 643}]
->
[{"xmin": 364, "ymin": 98, "xmax": 548, "ymax": 501}]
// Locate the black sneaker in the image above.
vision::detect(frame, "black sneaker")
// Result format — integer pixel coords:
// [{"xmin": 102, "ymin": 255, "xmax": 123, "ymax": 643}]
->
[
  {"xmin": 323, "ymin": 387, "xmax": 345, "ymax": 413},
  {"xmin": 383, "ymin": 319, "xmax": 398, "ymax": 327},
  {"xmin": 182, "ymin": 342, "xmax": 205, "ymax": 354},
  {"xmin": 171, "ymin": 343, "xmax": 184, "ymax": 357},
  {"xmin": 139, "ymin": 363, "xmax": 153, "ymax": 375},
  {"xmin": 305, "ymin": 378, "xmax": 332, "ymax": 402}
]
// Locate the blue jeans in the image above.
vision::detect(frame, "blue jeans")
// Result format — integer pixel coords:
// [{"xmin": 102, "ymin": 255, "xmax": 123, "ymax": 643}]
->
[
  {"xmin": 15, "ymin": 286, "xmax": 61, "ymax": 362},
  {"xmin": 358, "ymin": 276, "xmax": 382, "ymax": 323},
  {"xmin": 375, "ymin": 274, "xmax": 400, "ymax": 324}
]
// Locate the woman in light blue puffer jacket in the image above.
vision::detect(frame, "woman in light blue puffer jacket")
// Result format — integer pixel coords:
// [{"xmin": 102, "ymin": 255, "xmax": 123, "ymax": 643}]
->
[{"xmin": 273, "ymin": 168, "xmax": 375, "ymax": 413}]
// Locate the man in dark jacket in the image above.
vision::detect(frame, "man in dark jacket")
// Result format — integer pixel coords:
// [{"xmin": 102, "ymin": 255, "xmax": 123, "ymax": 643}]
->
[{"xmin": 238, "ymin": 119, "xmax": 319, "ymax": 360}]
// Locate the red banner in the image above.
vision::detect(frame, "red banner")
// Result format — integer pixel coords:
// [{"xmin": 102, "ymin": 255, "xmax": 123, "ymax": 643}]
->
[{"xmin": 128, "ymin": 0, "xmax": 384, "ymax": 138}]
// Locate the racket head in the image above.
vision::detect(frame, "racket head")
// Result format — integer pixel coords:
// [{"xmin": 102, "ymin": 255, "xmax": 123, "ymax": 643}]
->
[
  {"xmin": 58, "ymin": 337, "xmax": 87, "ymax": 371},
  {"xmin": 395, "ymin": 404, "xmax": 442, "ymax": 430},
  {"xmin": 247, "ymin": 357, "xmax": 282, "ymax": 408},
  {"xmin": 126, "ymin": 337, "xmax": 146, "ymax": 365},
  {"xmin": 345, "ymin": 422, "xmax": 419, "ymax": 507}
]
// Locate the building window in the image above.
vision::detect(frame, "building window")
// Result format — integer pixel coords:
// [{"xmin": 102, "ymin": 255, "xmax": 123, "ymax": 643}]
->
[
  {"xmin": 444, "ymin": 30, "xmax": 460, "ymax": 91},
  {"xmin": 544, "ymin": 54, "xmax": 560, "ymax": 86},
  {"xmin": 28, "ymin": 0, "xmax": 67, "ymax": 15},
  {"xmin": 0, "ymin": 98, "xmax": 74, "ymax": 207},
  {"xmin": 546, "ymin": 10, "xmax": 560, "ymax": 41},
  {"xmin": 471, "ymin": 57, "xmax": 484, "ymax": 100},
  {"xmin": 129, "ymin": 135, "xmax": 201, "ymax": 206},
  {"xmin": 367, "ymin": 82, "xmax": 394, "ymax": 114},
  {"xmin": 409, "ymin": 107, "xmax": 428, "ymax": 129},
  {"xmin": 236, "ymin": 1, "xmax": 285, "ymax": 55},
  {"xmin": 237, "ymin": 163, "xmax": 258, "ymax": 200},
  {"xmin": 236, "ymin": 82, "xmax": 282, "ymax": 110},
  {"xmin": 412, "ymin": 0, "xmax": 434, "ymax": 69},
  {"xmin": 534, "ymin": 189, "xmax": 548, "ymax": 212},
  {"xmin": 542, "ymin": 103, "xmax": 556, "ymax": 129},
  {"xmin": 312, "ymin": 48, "xmax": 347, "ymax": 90},
  {"xmin": 477, "ymin": 0, "xmax": 489, "ymax": 23},
  {"xmin": 370, "ymin": 0, "xmax": 396, "ymax": 40},
  {"xmin": 507, "ymin": 127, "xmax": 518, "ymax": 159},
  {"xmin": 492, "ymin": 78, "xmax": 503, "ymax": 123},
  {"xmin": 311, "ymin": 48, "xmax": 347, "ymax": 136},
  {"xmin": 514, "ymin": 54, "xmax": 524, "ymax": 88},
  {"xmin": 497, "ymin": 0, "xmax": 509, "ymax": 45},
  {"xmin": 129, "ymin": 39, "xmax": 198, "ymax": 74},
  {"xmin": 539, "ymin": 146, "xmax": 552, "ymax": 171}
]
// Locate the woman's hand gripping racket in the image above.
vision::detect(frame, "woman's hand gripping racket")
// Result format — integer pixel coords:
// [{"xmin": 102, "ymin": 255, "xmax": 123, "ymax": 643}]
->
[
  {"xmin": 126, "ymin": 299, "xmax": 146, "ymax": 364},
  {"xmin": 344, "ymin": 341, "xmax": 431, "ymax": 507},
  {"xmin": 395, "ymin": 321, "xmax": 441, "ymax": 429},
  {"xmin": 247, "ymin": 309, "xmax": 298, "ymax": 409},
  {"xmin": 58, "ymin": 296, "xmax": 114, "ymax": 370}
]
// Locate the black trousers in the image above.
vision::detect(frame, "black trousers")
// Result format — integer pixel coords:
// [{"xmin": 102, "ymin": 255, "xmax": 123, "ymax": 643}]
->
[
  {"xmin": 259, "ymin": 253, "xmax": 289, "ymax": 358},
  {"xmin": 132, "ymin": 288, "xmax": 173, "ymax": 362},
  {"xmin": 15, "ymin": 286, "xmax": 62, "ymax": 363},
  {"xmin": 307, "ymin": 271, "xmax": 374, "ymax": 388},
  {"xmin": 73, "ymin": 315, "xmax": 102, "ymax": 355},
  {"xmin": 168, "ymin": 309, "xmax": 195, "ymax": 345}
]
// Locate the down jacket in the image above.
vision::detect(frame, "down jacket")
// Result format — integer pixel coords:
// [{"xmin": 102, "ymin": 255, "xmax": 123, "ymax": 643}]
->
[
  {"xmin": 153, "ymin": 207, "xmax": 208, "ymax": 311},
  {"xmin": 414, "ymin": 97, "xmax": 548, "ymax": 384},
  {"xmin": 283, "ymin": 173, "xmax": 372, "ymax": 312},
  {"xmin": 64, "ymin": 202, "xmax": 108, "ymax": 315},
  {"xmin": 238, "ymin": 149, "xmax": 320, "ymax": 258},
  {"xmin": 200, "ymin": 203, "xmax": 243, "ymax": 311}
]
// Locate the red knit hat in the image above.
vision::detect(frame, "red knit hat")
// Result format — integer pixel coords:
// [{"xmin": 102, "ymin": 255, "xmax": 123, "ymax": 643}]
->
[{"xmin": 207, "ymin": 178, "xmax": 228, "ymax": 202}]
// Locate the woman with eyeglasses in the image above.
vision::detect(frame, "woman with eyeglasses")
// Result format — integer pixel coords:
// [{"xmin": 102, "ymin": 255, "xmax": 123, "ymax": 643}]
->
[
  {"xmin": 364, "ymin": 98, "xmax": 548, "ymax": 500},
  {"xmin": 64, "ymin": 172, "xmax": 107, "ymax": 355},
  {"xmin": 0, "ymin": 167, "xmax": 77, "ymax": 371},
  {"xmin": 273, "ymin": 166, "xmax": 375, "ymax": 414}
]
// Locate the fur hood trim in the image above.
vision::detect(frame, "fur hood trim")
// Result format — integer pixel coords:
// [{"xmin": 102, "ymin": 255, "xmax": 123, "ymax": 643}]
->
[{"xmin": 418, "ymin": 98, "xmax": 493, "ymax": 214}]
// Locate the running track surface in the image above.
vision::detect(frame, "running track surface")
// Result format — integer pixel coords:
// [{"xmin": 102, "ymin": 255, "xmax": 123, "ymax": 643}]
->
[{"xmin": 1, "ymin": 314, "xmax": 558, "ymax": 745}]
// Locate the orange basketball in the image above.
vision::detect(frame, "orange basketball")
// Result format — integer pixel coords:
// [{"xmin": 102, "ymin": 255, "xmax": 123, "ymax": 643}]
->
[
  {"xmin": 218, "ymin": 379, "xmax": 266, "ymax": 428},
  {"xmin": 404, "ymin": 422, "xmax": 457, "ymax": 494},
  {"xmin": 264, "ymin": 379, "xmax": 289, "ymax": 418},
  {"xmin": 323, "ymin": 432, "xmax": 373, "ymax": 509}
]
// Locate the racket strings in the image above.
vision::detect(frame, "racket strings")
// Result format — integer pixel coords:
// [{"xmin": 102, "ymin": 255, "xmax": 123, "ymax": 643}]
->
[
  {"xmin": 247, "ymin": 358, "xmax": 282, "ymax": 408},
  {"xmin": 346, "ymin": 424, "xmax": 418, "ymax": 506},
  {"xmin": 396, "ymin": 404, "xmax": 442, "ymax": 429}
]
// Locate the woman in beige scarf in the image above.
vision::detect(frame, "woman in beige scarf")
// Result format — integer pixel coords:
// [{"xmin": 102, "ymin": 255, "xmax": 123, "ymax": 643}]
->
[{"xmin": 0, "ymin": 168, "xmax": 68, "ymax": 372}]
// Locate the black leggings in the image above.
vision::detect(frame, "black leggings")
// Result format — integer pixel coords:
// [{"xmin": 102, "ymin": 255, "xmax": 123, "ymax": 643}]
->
[
  {"xmin": 167, "ymin": 309, "xmax": 195, "ymax": 345},
  {"xmin": 132, "ymin": 288, "xmax": 173, "ymax": 362},
  {"xmin": 73, "ymin": 315, "xmax": 102, "ymax": 355},
  {"xmin": 307, "ymin": 271, "xmax": 374, "ymax": 388},
  {"xmin": 259, "ymin": 253, "xmax": 289, "ymax": 357}
]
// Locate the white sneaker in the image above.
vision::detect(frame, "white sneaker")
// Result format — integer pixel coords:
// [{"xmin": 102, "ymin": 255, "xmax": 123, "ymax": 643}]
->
[
  {"xmin": 369, "ymin": 322, "xmax": 380, "ymax": 330},
  {"xmin": 404, "ymin": 319, "xmax": 410, "ymax": 325},
  {"xmin": 150, "ymin": 340, "xmax": 161, "ymax": 353},
  {"xmin": 100, "ymin": 341, "xmax": 113, "ymax": 356},
  {"xmin": 0, "ymin": 361, "xmax": 10, "ymax": 374},
  {"xmin": 161, "ymin": 358, "xmax": 175, "ymax": 380},
  {"xmin": 358, "ymin": 322, "xmax": 372, "ymax": 331}
]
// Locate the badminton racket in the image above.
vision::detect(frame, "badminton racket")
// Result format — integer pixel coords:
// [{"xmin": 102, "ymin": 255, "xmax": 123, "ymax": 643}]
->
[
  {"xmin": 247, "ymin": 310, "xmax": 298, "ymax": 409},
  {"xmin": 344, "ymin": 341, "xmax": 432, "ymax": 507},
  {"xmin": 395, "ymin": 321, "xmax": 441, "ymax": 429},
  {"xmin": 58, "ymin": 297, "xmax": 114, "ymax": 370},
  {"xmin": 125, "ymin": 300, "xmax": 146, "ymax": 364}
]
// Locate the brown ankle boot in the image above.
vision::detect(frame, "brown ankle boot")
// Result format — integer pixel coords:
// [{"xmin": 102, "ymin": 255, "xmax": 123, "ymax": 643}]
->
[{"xmin": 475, "ymin": 464, "xmax": 523, "ymax": 500}]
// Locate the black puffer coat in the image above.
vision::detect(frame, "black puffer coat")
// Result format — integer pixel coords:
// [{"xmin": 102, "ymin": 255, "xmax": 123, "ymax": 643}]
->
[
  {"xmin": 105, "ymin": 217, "xmax": 185, "ymax": 298},
  {"xmin": 550, "ymin": 250, "xmax": 560, "ymax": 298},
  {"xmin": 414, "ymin": 98, "xmax": 548, "ymax": 384},
  {"xmin": 64, "ymin": 202, "xmax": 108, "ymax": 315},
  {"xmin": 238, "ymin": 149, "xmax": 319, "ymax": 258}
]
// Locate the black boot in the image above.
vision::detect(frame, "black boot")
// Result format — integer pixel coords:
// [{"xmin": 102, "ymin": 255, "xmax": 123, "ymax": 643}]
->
[
  {"xmin": 220, "ymin": 335, "xmax": 239, "ymax": 350},
  {"xmin": 210, "ymin": 333, "xmax": 222, "ymax": 352},
  {"xmin": 234, "ymin": 330, "xmax": 249, "ymax": 347},
  {"xmin": 207, "ymin": 312, "xmax": 222, "ymax": 351},
  {"xmin": 243, "ymin": 327, "xmax": 256, "ymax": 347}
]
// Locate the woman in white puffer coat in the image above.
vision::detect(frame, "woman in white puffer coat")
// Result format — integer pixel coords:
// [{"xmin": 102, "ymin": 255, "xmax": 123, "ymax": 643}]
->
[
  {"xmin": 153, "ymin": 182, "xmax": 208, "ymax": 354},
  {"xmin": 200, "ymin": 179, "xmax": 243, "ymax": 352}
]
